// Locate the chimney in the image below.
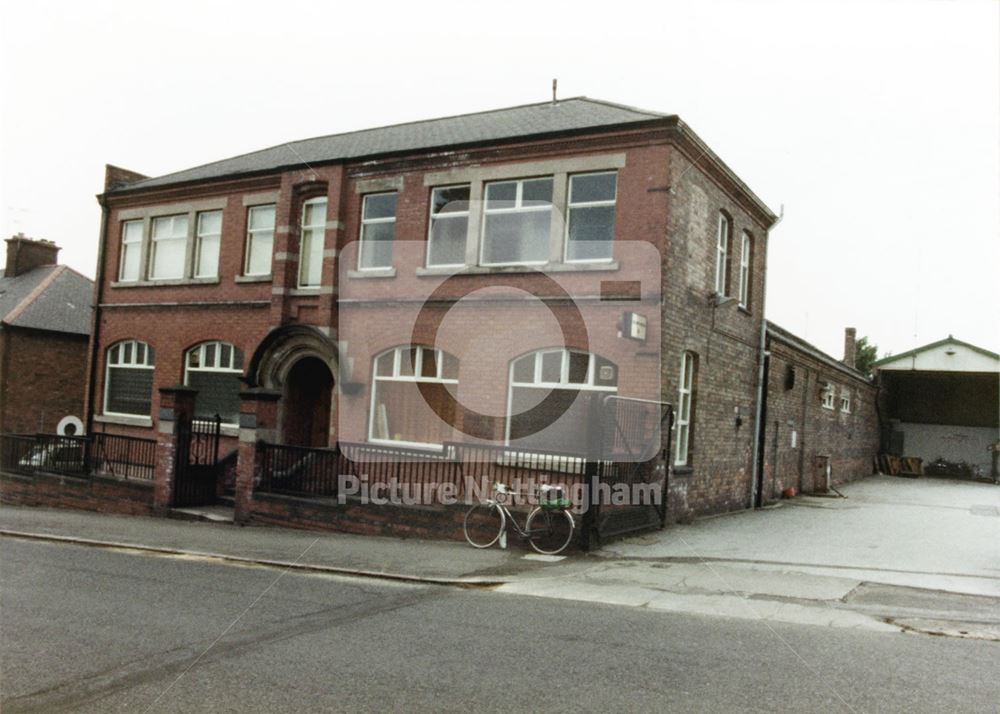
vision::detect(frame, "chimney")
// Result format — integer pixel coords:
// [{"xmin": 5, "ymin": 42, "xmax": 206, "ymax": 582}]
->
[
  {"xmin": 5, "ymin": 234, "xmax": 61, "ymax": 277},
  {"xmin": 843, "ymin": 327, "xmax": 857, "ymax": 369},
  {"xmin": 104, "ymin": 164, "xmax": 148, "ymax": 192}
]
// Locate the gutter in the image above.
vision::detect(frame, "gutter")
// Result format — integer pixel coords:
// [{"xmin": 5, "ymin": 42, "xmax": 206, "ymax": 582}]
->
[
  {"xmin": 85, "ymin": 196, "xmax": 110, "ymax": 435},
  {"xmin": 750, "ymin": 205, "xmax": 783, "ymax": 508}
]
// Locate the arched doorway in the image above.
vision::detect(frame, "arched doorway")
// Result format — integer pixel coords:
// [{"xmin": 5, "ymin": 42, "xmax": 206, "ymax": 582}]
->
[{"xmin": 283, "ymin": 356, "xmax": 334, "ymax": 447}]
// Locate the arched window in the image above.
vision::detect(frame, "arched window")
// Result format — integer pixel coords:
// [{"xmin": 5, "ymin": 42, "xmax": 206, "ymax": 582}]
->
[
  {"xmin": 184, "ymin": 341, "xmax": 244, "ymax": 424},
  {"xmin": 507, "ymin": 348, "xmax": 617, "ymax": 451},
  {"xmin": 369, "ymin": 345, "xmax": 459, "ymax": 447},
  {"xmin": 105, "ymin": 340, "xmax": 155, "ymax": 417}
]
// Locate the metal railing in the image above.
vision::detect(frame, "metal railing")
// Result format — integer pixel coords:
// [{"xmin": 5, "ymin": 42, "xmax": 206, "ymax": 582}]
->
[
  {"xmin": 255, "ymin": 439, "xmax": 590, "ymax": 502},
  {"xmin": 0, "ymin": 432, "xmax": 157, "ymax": 481},
  {"xmin": 258, "ymin": 442, "xmax": 348, "ymax": 498},
  {"xmin": 89, "ymin": 432, "xmax": 157, "ymax": 481}
]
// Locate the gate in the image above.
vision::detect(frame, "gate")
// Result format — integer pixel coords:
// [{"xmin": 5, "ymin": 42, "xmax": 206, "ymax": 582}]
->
[
  {"xmin": 173, "ymin": 414, "xmax": 223, "ymax": 507},
  {"xmin": 581, "ymin": 394, "xmax": 673, "ymax": 547}
]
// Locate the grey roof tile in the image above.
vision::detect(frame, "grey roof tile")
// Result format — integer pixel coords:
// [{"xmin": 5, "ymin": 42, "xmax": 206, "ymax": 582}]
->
[
  {"xmin": 0, "ymin": 266, "xmax": 93, "ymax": 335},
  {"xmin": 115, "ymin": 98, "xmax": 669, "ymax": 192}
]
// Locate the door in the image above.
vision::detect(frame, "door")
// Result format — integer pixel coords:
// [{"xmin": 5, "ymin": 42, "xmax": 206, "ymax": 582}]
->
[{"xmin": 283, "ymin": 357, "xmax": 334, "ymax": 447}]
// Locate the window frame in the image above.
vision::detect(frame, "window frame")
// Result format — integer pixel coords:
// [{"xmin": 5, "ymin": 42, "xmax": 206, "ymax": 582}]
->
[
  {"xmin": 714, "ymin": 213, "xmax": 731, "ymax": 296},
  {"xmin": 821, "ymin": 384, "xmax": 836, "ymax": 410},
  {"xmin": 193, "ymin": 210, "xmax": 222, "ymax": 279},
  {"xmin": 103, "ymin": 339, "xmax": 156, "ymax": 418},
  {"xmin": 840, "ymin": 390, "xmax": 852, "ymax": 414},
  {"xmin": 367, "ymin": 345, "xmax": 459, "ymax": 449},
  {"xmin": 480, "ymin": 177, "xmax": 554, "ymax": 268},
  {"xmin": 148, "ymin": 214, "xmax": 190, "ymax": 281},
  {"xmin": 118, "ymin": 219, "xmax": 144, "ymax": 283},
  {"xmin": 244, "ymin": 203, "xmax": 276, "ymax": 277},
  {"xmin": 183, "ymin": 341, "xmax": 245, "ymax": 425},
  {"xmin": 675, "ymin": 351, "xmax": 697, "ymax": 466},
  {"xmin": 358, "ymin": 192, "xmax": 397, "ymax": 271},
  {"xmin": 505, "ymin": 348, "xmax": 618, "ymax": 446},
  {"xmin": 738, "ymin": 230, "xmax": 752, "ymax": 308},
  {"xmin": 298, "ymin": 197, "xmax": 328, "ymax": 288},
  {"xmin": 563, "ymin": 171, "xmax": 618, "ymax": 264},
  {"xmin": 426, "ymin": 184, "xmax": 472, "ymax": 269}
]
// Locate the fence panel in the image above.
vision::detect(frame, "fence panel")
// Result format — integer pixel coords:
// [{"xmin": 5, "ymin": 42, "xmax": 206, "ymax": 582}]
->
[{"xmin": 90, "ymin": 432, "xmax": 157, "ymax": 481}]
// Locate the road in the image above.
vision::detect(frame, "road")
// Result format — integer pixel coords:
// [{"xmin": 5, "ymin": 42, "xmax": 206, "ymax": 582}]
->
[{"xmin": 1, "ymin": 539, "xmax": 997, "ymax": 713}]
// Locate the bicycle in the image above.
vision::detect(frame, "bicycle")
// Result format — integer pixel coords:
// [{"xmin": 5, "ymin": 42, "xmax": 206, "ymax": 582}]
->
[{"xmin": 463, "ymin": 482, "xmax": 576, "ymax": 555}]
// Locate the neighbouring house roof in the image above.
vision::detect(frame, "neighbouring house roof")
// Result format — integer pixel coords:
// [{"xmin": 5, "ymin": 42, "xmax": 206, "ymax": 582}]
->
[
  {"xmin": 0, "ymin": 265, "xmax": 93, "ymax": 336},
  {"xmin": 766, "ymin": 321, "xmax": 870, "ymax": 383},
  {"xmin": 874, "ymin": 336, "xmax": 1000, "ymax": 373},
  {"xmin": 113, "ymin": 98, "xmax": 670, "ymax": 193}
]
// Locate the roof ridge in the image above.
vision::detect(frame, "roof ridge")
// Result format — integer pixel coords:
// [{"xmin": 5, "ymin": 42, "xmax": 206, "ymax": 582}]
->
[
  {"xmin": 121, "ymin": 97, "xmax": 663, "ymax": 191},
  {"xmin": 2, "ymin": 265, "xmax": 65, "ymax": 326},
  {"xmin": 874, "ymin": 336, "xmax": 1000, "ymax": 365}
]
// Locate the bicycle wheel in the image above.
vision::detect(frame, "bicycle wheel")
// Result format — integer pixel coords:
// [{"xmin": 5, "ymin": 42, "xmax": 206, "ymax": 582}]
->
[
  {"xmin": 525, "ymin": 507, "xmax": 575, "ymax": 555},
  {"xmin": 463, "ymin": 502, "xmax": 505, "ymax": 548}
]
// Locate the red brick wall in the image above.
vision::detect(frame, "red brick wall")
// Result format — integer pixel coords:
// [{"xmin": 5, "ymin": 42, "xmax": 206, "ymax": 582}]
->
[
  {"xmin": 0, "ymin": 471, "xmax": 154, "ymax": 515},
  {"xmin": 660, "ymin": 147, "xmax": 770, "ymax": 517},
  {"xmin": 762, "ymin": 338, "xmax": 878, "ymax": 498},
  {"xmin": 0, "ymin": 327, "xmax": 88, "ymax": 434}
]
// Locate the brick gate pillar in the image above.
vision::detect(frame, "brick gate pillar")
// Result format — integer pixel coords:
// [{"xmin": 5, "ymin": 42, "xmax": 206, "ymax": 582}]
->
[
  {"xmin": 152, "ymin": 385, "xmax": 198, "ymax": 513},
  {"xmin": 234, "ymin": 388, "xmax": 282, "ymax": 524}
]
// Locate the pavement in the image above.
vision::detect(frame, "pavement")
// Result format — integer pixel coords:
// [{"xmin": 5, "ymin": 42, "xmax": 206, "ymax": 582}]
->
[{"xmin": 2, "ymin": 474, "xmax": 999, "ymax": 640}]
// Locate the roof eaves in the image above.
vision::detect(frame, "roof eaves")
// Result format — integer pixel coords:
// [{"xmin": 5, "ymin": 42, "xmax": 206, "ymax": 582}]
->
[
  {"xmin": 874, "ymin": 336, "xmax": 1000, "ymax": 366},
  {"xmin": 766, "ymin": 321, "xmax": 871, "ymax": 383}
]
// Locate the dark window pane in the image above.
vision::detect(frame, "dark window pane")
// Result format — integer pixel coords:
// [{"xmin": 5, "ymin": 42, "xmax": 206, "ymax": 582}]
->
[
  {"xmin": 421, "ymin": 348, "xmax": 438, "ymax": 378},
  {"xmin": 360, "ymin": 222, "xmax": 394, "ymax": 268},
  {"xmin": 485, "ymin": 181, "xmax": 517, "ymax": 207},
  {"xmin": 541, "ymin": 351, "xmax": 562, "ymax": 382},
  {"xmin": 188, "ymin": 372, "xmax": 241, "ymax": 424},
  {"xmin": 571, "ymin": 173, "xmax": 616, "ymax": 203},
  {"xmin": 509, "ymin": 387, "xmax": 587, "ymax": 453},
  {"xmin": 512, "ymin": 355, "xmax": 535, "ymax": 383},
  {"xmin": 568, "ymin": 351, "xmax": 589, "ymax": 383},
  {"xmin": 107, "ymin": 367, "xmax": 153, "ymax": 416},
  {"xmin": 428, "ymin": 214, "xmax": 468, "ymax": 266},
  {"xmin": 364, "ymin": 193, "xmax": 397, "ymax": 220},
  {"xmin": 567, "ymin": 205, "xmax": 616, "ymax": 261},
  {"xmin": 522, "ymin": 178, "xmax": 553, "ymax": 204},
  {"xmin": 432, "ymin": 186, "xmax": 470, "ymax": 215},
  {"xmin": 482, "ymin": 211, "xmax": 550, "ymax": 264}
]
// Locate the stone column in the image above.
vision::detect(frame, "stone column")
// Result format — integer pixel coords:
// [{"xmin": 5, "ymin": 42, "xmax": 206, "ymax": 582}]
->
[
  {"xmin": 233, "ymin": 388, "xmax": 282, "ymax": 524},
  {"xmin": 152, "ymin": 385, "xmax": 197, "ymax": 512}
]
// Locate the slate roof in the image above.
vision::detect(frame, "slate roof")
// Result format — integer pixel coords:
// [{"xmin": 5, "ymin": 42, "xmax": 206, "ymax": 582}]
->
[
  {"xmin": 766, "ymin": 321, "xmax": 870, "ymax": 383},
  {"xmin": 0, "ymin": 265, "xmax": 93, "ymax": 336},
  {"xmin": 114, "ymin": 98, "xmax": 671, "ymax": 193}
]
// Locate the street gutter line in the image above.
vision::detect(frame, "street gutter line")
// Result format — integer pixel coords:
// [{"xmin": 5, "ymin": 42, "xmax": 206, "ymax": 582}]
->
[{"xmin": 0, "ymin": 529, "xmax": 506, "ymax": 589}]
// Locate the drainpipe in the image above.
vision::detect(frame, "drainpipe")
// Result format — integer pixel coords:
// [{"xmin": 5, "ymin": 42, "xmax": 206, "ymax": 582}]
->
[
  {"xmin": 750, "ymin": 205, "xmax": 783, "ymax": 509},
  {"xmin": 86, "ymin": 195, "xmax": 110, "ymax": 435}
]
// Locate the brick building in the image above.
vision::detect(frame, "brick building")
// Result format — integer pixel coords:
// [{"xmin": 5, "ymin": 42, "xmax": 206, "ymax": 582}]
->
[
  {"xmin": 84, "ymin": 97, "xmax": 874, "ymax": 521},
  {"xmin": 761, "ymin": 324, "xmax": 879, "ymax": 499},
  {"xmin": 1, "ymin": 235, "xmax": 93, "ymax": 435}
]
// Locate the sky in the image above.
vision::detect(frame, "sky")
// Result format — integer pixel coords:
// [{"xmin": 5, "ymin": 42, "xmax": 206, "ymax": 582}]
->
[{"xmin": 1, "ymin": 0, "xmax": 997, "ymax": 360}]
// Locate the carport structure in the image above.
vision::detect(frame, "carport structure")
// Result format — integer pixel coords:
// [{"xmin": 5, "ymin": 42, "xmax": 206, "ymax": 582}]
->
[{"xmin": 876, "ymin": 336, "xmax": 999, "ymax": 480}]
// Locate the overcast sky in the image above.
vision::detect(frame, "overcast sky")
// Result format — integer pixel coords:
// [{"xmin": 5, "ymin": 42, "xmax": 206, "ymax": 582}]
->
[{"xmin": 1, "ymin": 0, "xmax": 997, "ymax": 360}]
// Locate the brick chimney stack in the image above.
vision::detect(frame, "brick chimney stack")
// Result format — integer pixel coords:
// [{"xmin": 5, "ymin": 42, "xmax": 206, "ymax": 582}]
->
[
  {"xmin": 4, "ymin": 234, "xmax": 61, "ymax": 277},
  {"xmin": 843, "ymin": 327, "xmax": 857, "ymax": 369}
]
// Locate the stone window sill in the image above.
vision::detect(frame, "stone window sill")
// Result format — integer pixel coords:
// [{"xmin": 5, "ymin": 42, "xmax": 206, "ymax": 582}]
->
[
  {"xmin": 111, "ymin": 277, "xmax": 220, "ymax": 288},
  {"xmin": 94, "ymin": 414, "xmax": 153, "ymax": 428},
  {"xmin": 235, "ymin": 274, "xmax": 272, "ymax": 284},
  {"xmin": 672, "ymin": 465, "xmax": 694, "ymax": 476},
  {"xmin": 415, "ymin": 261, "xmax": 619, "ymax": 277},
  {"xmin": 347, "ymin": 268, "xmax": 397, "ymax": 279}
]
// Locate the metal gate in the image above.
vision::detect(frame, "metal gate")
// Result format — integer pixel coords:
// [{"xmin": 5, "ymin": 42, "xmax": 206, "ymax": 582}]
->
[
  {"xmin": 581, "ymin": 394, "xmax": 673, "ymax": 547},
  {"xmin": 173, "ymin": 414, "xmax": 223, "ymax": 507}
]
